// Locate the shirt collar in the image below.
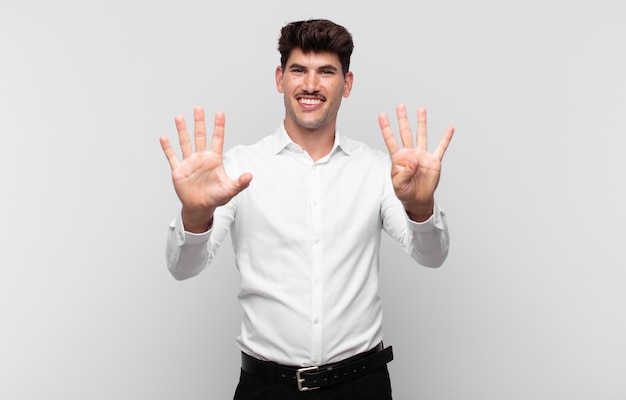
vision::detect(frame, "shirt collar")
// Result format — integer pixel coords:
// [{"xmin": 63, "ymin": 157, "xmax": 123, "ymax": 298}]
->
[{"xmin": 272, "ymin": 123, "xmax": 353, "ymax": 157}]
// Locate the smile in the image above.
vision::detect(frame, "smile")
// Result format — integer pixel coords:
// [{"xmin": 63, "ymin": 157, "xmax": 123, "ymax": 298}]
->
[{"xmin": 298, "ymin": 98, "xmax": 324, "ymax": 105}]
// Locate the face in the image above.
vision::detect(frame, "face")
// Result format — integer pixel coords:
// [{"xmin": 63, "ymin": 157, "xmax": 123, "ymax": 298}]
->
[{"xmin": 276, "ymin": 48, "xmax": 353, "ymax": 132}]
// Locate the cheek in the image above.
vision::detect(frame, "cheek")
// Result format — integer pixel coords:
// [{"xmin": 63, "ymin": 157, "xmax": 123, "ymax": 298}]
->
[
  {"xmin": 278, "ymin": 78, "xmax": 299, "ymax": 94},
  {"xmin": 332, "ymin": 83, "xmax": 348, "ymax": 98}
]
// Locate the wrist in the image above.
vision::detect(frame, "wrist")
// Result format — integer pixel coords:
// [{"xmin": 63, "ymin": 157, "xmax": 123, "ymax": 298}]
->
[
  {"xmin": 181, "ymin": 207, "xmax": 215, "ymax": 233},
  {"xmin": 404, "ymin": 201, "xmax": 434, "ymax": 223}
]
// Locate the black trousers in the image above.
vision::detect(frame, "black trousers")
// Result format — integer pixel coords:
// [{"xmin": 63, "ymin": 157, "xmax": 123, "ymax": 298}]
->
[{"xmin": 233, "ymin": 365, "xmax": 393, "ymax": 400}]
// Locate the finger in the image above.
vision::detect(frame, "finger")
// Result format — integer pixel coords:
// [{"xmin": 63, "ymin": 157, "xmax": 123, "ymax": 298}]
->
[
  {"xmin": 159, "ymin": 136, "xmax": 180, "ymax": 170},
  {"xmin": 433, "ymin": 126, "xmax": 455, "ymax": 160},
  {"xmin": 395, "ymin": 160, "xmax": 420, "ymax": 185},
  {"xmin": 378, "ymin": 112, "xmax": 400, "ymax": 155},
  {"xmin": 175, "ymin": 115, "xmax": 193, "ymax": 159},
  {"xmin": 193, "ymin": 105, "xmax": 207, "ymax": 153},
  {"xmin": 210, "ymin": 110, "xmax": 226, "ymax": 155},
  {"xmin": 416, "ymin": 107, "xmax": 427, "ymax": 151},
  {"xmin": 224, "ymin": 172, "xmax": 253, "ymax": 200},
  {"xmin": 396, "ymin": 104, "xmax": 414, "ymax": 149},
  {"xmin": 235, "ymin": 172, "xmax": 254, "ymax": 191}
]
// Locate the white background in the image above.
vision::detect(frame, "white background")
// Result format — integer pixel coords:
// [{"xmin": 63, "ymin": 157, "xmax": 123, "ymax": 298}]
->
[{"xmin": 1, "ymin": 0, "xmax": 625, "ymax": 399}]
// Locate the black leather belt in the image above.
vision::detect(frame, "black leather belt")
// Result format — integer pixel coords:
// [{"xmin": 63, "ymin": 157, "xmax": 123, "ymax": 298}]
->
[{"xmin": 241, "ymin": 343, "xmax": 393, "ymax": 392}]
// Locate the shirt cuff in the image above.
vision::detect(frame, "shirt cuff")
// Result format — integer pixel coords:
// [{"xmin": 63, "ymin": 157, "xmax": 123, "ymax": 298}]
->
[
  {"xmin": 169, "ymin": 214, "xmax": 212, "ymax": 246},
  {"xmin": 406, "ymin": 202, "xmax": 446, "ymax": 232}
]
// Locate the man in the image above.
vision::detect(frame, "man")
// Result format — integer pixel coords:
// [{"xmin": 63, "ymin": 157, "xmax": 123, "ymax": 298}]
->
[{"xmin": 160, "ymin": 19, "xmax": 454, "ymax": 400}]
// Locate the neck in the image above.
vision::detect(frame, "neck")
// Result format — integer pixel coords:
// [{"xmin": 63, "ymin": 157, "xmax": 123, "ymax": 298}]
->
[{"xmin": 284, "ymin": 120, "xmax": 336, "ymax": 162}]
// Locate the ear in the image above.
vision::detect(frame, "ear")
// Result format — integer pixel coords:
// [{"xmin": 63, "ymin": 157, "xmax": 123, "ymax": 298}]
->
[
  {"xmin": 275, "ymin": 66, "xmax": 285, "ymax": 93},
  {"xmin": 342, "ymin": 71, "xmax": 354, "ymax": 98}
]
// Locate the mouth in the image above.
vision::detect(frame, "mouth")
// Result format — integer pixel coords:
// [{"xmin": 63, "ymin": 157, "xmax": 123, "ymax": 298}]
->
[{"xmin": 296, "ymin": 94, "xmax": 326, "ymax": 107}]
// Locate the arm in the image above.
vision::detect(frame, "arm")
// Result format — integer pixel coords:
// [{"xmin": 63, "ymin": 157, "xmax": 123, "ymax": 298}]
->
[
  {"xmin": 381, "ymin": 162, "xmax": 450, "ymax": 268},
  {"xmin": 379, "ymin": 104, "xmax": 453, "ymax": 268},
  {"xmin": 160, "ymin": 106, "xmax": 251, "ymax": 278}
]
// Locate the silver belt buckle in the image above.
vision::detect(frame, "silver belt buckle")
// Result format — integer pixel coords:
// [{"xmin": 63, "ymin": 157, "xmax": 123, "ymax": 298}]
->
[{"xmin": 296, "ymin": 366, "xmax": 320, "ymax": 391}]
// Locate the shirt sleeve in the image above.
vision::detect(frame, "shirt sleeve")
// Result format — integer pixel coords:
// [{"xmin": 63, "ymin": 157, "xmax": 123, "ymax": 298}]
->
[
  {"xmin": 404, "ymin": 203, "xmax": 450, "ymax": 268},
  {"xmin": 165, "ymin": 213, "xmax": 213, "ymax": 280},
  {"xmin": 380, "ymin": 158, "xmax": 450, "ymax": 268},
  {"xmin": 164, "ymin": 152, "xmax": 239, "ymax": 281}
]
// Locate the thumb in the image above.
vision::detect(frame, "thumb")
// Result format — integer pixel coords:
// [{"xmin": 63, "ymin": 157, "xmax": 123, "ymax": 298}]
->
[
  {"xmin": 395, "ymin": 160, "xmax": 419, "ymax": 184},
  {"xmin": 234, "ymin": 172, "xmax": 253, "ymax": 192}
]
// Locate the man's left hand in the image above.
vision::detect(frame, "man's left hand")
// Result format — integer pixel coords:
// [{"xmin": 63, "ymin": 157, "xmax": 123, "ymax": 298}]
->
[{"xmin": 379, "ymin": 104, "xmax": 454, "ymax": 222}]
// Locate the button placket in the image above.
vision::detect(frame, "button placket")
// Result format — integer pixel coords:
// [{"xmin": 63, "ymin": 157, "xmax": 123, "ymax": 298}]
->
[{"xmin": 310, "ymin": 164, "xmax": 323, "ymax": 365}]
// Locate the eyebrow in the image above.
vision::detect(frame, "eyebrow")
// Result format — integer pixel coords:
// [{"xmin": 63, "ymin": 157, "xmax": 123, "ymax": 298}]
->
[{"xmin": 287, "ymin": 62, "xmax": 339, "ymax": 72}]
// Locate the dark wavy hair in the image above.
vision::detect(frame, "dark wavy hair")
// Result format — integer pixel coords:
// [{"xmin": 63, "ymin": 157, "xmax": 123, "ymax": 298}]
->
[{"xmin": 278, "ymin": 19, "xmax": 354, "ymax": 76}]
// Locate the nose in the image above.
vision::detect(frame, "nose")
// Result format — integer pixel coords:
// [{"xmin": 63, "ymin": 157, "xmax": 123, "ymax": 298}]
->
[{"xmin": 303, "ymin": 72, "xmax": 320, "ymax": 93}]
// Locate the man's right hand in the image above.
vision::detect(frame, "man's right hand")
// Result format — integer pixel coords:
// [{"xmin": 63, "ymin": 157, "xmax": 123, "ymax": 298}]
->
[{"xmin": 160, "ymin": 105, "xmax": 253, "ymax": 233}]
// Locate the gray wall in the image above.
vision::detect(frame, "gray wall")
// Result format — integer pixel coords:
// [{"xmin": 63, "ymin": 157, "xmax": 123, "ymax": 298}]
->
[{"xmin": 1, "ymin": 0, "xmax": 624, "ymax": 399}]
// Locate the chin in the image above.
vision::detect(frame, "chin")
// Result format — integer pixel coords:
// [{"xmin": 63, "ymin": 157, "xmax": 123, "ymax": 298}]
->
[{"xmin": 297, "ymin": 120, "xmax": 325, "ymax": 130}]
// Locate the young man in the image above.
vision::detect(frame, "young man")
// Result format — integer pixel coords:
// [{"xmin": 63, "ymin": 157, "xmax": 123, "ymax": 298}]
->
[{"xmin": 160, "ymin": 19, "xmax": 454, "ymax": 400}]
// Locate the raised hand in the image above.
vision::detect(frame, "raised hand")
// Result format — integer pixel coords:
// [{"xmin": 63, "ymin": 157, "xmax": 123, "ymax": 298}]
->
[
  {"xmin": 379, "ymin": 104, "xmax": 454, "ymax": 222},
  {"xmin": 160, "ymin": 106, "xmax": 252, "ymax": 232}
]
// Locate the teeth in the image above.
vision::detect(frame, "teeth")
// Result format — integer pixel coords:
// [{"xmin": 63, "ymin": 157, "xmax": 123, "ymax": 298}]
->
[{"xmin": 299, "ymin": 98, "xmax": 322, "ymax": 105}]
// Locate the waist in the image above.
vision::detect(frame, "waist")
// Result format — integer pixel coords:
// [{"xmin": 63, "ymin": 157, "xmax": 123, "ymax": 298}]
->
[
  {"xmin": 236, "ymin": 308, "xmax": 383, "ymax": 366},
  {"xmin": 241, "ymin": 342, "xmax": 394, "ymax": 392}
]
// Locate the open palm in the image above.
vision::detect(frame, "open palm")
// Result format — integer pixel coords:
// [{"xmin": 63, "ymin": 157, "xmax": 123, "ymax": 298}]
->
[{"xmin": 160, "ymin": 106, "xmax": 252, "ymax": 231}]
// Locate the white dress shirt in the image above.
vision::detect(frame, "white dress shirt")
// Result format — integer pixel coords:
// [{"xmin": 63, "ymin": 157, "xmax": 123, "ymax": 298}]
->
[{"xmin": 165, "ymin": 124, "xmax": 449, "ymax": 367}]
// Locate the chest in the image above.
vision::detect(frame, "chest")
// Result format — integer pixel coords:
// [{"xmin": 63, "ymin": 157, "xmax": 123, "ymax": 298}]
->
[{"xmin": 232, "ymin": 155, "xmax": 386, "ymax": 235}]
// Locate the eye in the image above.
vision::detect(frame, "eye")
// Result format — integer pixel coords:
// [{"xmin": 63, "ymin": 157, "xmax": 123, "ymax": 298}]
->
[{"xmin": 320, "ymin": 69, "xmax": 335, "ymax": 75}]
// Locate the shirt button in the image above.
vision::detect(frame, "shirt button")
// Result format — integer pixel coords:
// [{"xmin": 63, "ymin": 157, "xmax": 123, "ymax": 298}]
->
[
  {"xmin": 314, "ymin": 238, "xmax": 320, "ymax": 244},
  {"xmin": 313, "ymin": 280, "xmax": 319, "ymax": 285},
  {"xmin": 314, "ymin": 318, "xmax": 319, "ymax": 324}
]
